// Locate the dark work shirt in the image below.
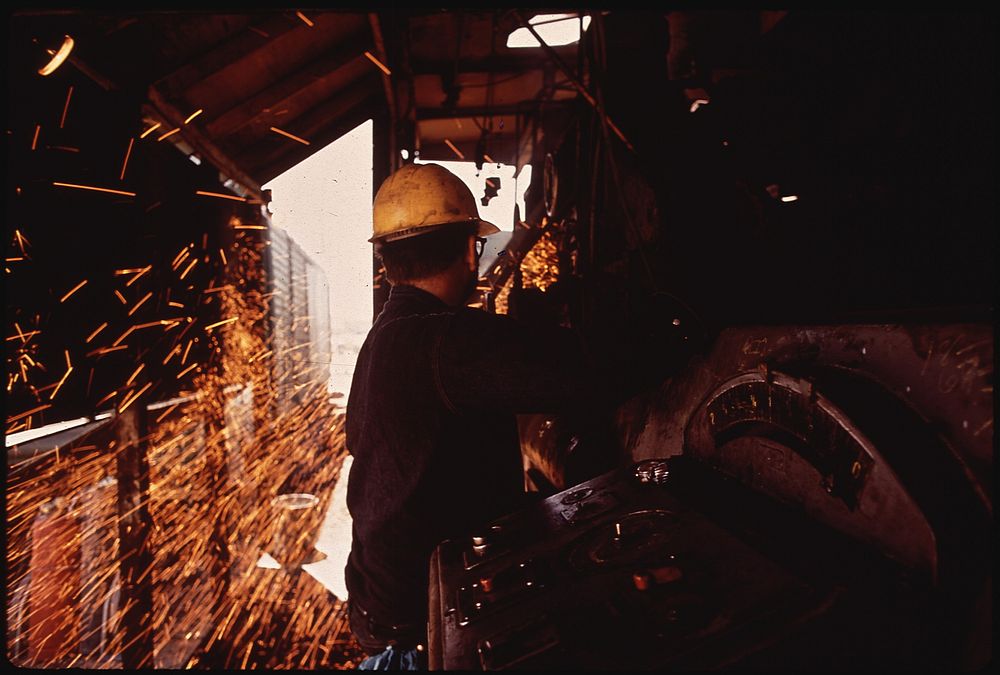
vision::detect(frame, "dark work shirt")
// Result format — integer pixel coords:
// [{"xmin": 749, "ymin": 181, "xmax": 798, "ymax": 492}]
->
[{"xmin": 344, "ymin": 284, "xmax": 607, "ymax": 635}]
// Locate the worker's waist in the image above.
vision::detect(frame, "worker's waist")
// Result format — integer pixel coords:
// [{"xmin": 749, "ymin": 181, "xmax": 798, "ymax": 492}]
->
[{"xmin": 350, "ymin": 599, "xmax": 425, "ymax": 649}]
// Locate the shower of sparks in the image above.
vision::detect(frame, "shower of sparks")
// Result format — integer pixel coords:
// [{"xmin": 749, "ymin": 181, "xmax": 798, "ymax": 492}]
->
[
  {"xmin": 60, "ymin": 86, "xmax": 74, "ymax": 128},
  {"xmin": 184, "ymin": 109, "xmax": 204, "ymax": 124},
  {"xmin": 139, "ymin": 123, "xmax": 161, "ymax": 139},
  {"xmin": 157, "ymin": 128, "xmax": 181, "ymax": 142},
  {"xmin": 52, "ymin": 182, "xmax": 137, "ymax": 198},
  {"xmin": 520, "ymin": 229, "xmax": 560, "ymax": 292},
  {"xmin": 59, "ymin": 279, "xmax": 87, "ymax": 303},
  {"xmin": 269, "ymin": 126, "xmax": 310, "ymax": 146},
  {"xmin": 7, "ymin": 231, "xmax": 364, "ymax": 671},
  {"xmin": 295, "ymin": 11, "xmax": 315, "ymax": 27},
  {"xmin": 363, "ymin": 51, "xmax": 391, "ymax": 76},
  {"xmin": 195, "ymin": 190, "xmax": 247, "ymax": 203},
  {"xmin": 31, "ymin": 125, "xmax": 41, "ymax": 150},
  {"xmin": 6, "ymin": 403, "xmax": 52, "ymax": 424},
  {"xmin": 444, "ymin": 139, "xmax": 465, "ymax": 160},
  {"xmin": 120, "ymin": 138, "xmax": 135, "ymax": 180}
]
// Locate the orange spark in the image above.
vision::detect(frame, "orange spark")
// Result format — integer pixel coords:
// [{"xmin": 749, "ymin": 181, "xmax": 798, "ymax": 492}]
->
[
  {"xmin": 95, "ymin": 390, "xmax": 117, "ymax": 407},
  {"xmin": 364, "ymin": 51, "xmax": 392, "ymax": 76},
  {"xmin": 14, "ymin": 229, "xmax": 30, "ymax": 253},
  {"xmin": 218, "ymin": 248, "xmax": 228, "ymax": 266},
  {"xmin": 60, "ymin": 85, "xmax": 74, "ymax": 128},
  {"xmin": 179, "ymin": 258, "xmax": 198, "ymax": 279},
  {"xmin": 172, "ymin": 247, "xmax": 191, "ymax": 269},
  {"xmin": 484, "ymin": 154, "xmax": 495, "ymax": 164},
  {"xmin": 120, "ymin": 138, "xmax": 135, "ymax": 180},
  {"xmin": 6, "ymin": 403, "xmax": 51, "ymax": 424},
  {"xmin": 118, "ymin": 381, "xmax": 152, "ymax": 413},
  {"xmin": 127, "ymin": 291, "xmax": 152, "ymax": 316},
  {"xmin": 114, "ymin": 289, "xmax": 127, "ymax": 304},
  {"xmin": 444, "ymin": 139, "xmax": 465, "ymax": 160},
  {"xmin": 86, "ymin": 322, "xmax": 108, "ymax": 343},
  {"xmin": 87, "ymin": 345, "xmax": 129, "ymax": 357},
  {"xmin": 204, "ymin": 317, "xmax": 238, "ymax": 331},
  {"xmin": 64, "ymin": 349, "xmax": 72, "ymax": 369},
  {"xmin": 49, "ymin": 366, "xmax": 73, "ymax": 400},
  {"xmin": 155, "ymin": 402, "xmax": 181, "ymax": 423},
  {"xmin": 176, "ymin": 363, "xmax": 198, "ymax": 379},
  {"xmin": 52, "ymin": 182, "xmax": 136, "ymax": 197},
  {"xmin": 233, "ymin": 225, "xmax": 266, "ymax": 230},
  {"xmin": 60, "ymin": 279, "xmax": 88, "ymax": 302},
  {"xmin": 125, "ymin": 363, "xmax": 145, "ymax": 386},
  {"xmin": 295, "ymin": 11, "xmax": 315, "ymax": 26},
  {"xmin": 168, "ymin": 301, "xmax": 185, "ymax": 308},
  {"xmin": 139, "ymin": 122, "xmax": 161, "ymax": 139},
  {"xmin": 181, "ymin": 340, "xmax": 193, "ymax": 365},
  {"xmin": 269, "ymin": 126, "xmax": 310, "ymax": 145},
  {"xmin": 157, "ymin": 127, "xmax": 181, "ymax": 142},
  {"xmin": 203, "ymin": 285, "xmax": 234, "ymax": 294},
  {"xmin": 31, "ymin": 125, "xmax": 41, "ymax": 151},
  {"xmin": 126, "ymin": 265, "xmax": 151, "ymax": 286},
  {"xmin": 114, "ymin": 268, "xmax": 144, "ymax": 276},
  {"xmin": 162, "ymin": 344, "xmax": 181, "ymax": 365},
  {"xmin": 195, "ymin": 190, "xmax": 246, "ymax": 203},
  {"xmin": 184, "ymin": 109, "xmax": 204, "ymax": 124}
]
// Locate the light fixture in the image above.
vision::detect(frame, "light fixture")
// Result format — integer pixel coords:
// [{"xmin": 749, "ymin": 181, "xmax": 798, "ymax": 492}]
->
[
  {"xmin": 36, "ymin": 34, "xmax": 75, "ymax": 76},
  {"xmin": 507, "ymin": 14, "xmax": 591, "ymax": 48}
]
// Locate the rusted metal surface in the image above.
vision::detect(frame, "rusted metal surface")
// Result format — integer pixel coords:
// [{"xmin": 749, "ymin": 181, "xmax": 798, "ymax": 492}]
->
[
  {"xmin": 113, "ymin": 401, "xmax": 156, "ymax": 669},
  {"xmin": 630, "ymin": 324, "xmax": 993, "ymax": 506}
]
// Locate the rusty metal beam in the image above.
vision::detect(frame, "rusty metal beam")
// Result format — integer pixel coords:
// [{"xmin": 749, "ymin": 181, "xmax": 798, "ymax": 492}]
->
[
  {"xmin": 369, "ymin": 12, "xmax": 398, "ymax": 173},
  {"xmin": 146, "ymin": 86, "xmax": 263, "ymax": 198},
  {"xmin": 154, "ymin": 14, "xmax": 301, "ymax": 100},
  {"xmin": 114, "ymin": 401, "xmax": 155, "ymax": 670},
  {"xmin": 236, "ymin": 75, "xmax": 380, "ymax": 182},
  {"xmin": 203, "ymin": 34, "xmax": 372, "ymax": 139},
  {"xmin": 511, "ymin": 10, "xmax": 634, "ymax": 154}
]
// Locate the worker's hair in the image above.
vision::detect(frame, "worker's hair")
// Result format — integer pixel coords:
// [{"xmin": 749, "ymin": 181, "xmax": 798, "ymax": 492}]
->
[{"xmin": 377, "ymin": 222, "xmax": 476, "ymax": 284}]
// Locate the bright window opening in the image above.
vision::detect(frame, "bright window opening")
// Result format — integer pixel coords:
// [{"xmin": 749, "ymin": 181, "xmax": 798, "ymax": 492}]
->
[
  {"xmin": 414, "ymin": 158, "xmax": 532, "ymax": 274},
  {"xmin": 263, "ymin": 120, "xmax": 374, "ymax": 403},
  {"xmin": 506, "ymin": 13, "xmax": 591, "ymax": 48}
]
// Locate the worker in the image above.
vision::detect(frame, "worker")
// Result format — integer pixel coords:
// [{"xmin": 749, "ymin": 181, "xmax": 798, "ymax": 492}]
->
[{"xmin": 344, "ymin": 162, "xmax": 693, "ymax": 670}]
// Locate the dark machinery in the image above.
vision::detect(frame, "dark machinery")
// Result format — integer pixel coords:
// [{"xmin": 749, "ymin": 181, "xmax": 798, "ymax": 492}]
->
[{"xmin": 428, "ymin": 323, "xmax": 992, "ymax": 670}]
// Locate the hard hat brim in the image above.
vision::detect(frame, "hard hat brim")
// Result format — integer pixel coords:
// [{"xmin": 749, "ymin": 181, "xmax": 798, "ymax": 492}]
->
[{"xmin": 369, "ymin": 218, "xmax": 499, "ymax": 245}]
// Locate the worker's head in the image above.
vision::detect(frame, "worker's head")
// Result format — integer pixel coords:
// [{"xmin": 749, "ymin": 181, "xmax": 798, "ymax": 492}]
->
[{"xmin": 371, "ymin": 163, "xmax": 498, "ymax": 295}]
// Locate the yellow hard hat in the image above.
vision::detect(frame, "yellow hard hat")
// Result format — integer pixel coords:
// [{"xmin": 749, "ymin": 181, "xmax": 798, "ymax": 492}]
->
[{"xmin": 370, "ymin": 163, "xmax": 499, "ymax": 245}]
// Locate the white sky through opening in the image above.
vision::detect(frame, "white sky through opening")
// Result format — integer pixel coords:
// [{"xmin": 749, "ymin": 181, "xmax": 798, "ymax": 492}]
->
[{"xmin": 263, "ymin": 120, "xmax": 374, "ymax": 400}]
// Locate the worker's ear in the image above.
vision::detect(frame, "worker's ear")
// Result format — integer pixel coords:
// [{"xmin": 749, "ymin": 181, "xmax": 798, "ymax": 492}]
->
[{"xmin": 465, "ymin": 235, "xmax": 477, "ymax": 271}]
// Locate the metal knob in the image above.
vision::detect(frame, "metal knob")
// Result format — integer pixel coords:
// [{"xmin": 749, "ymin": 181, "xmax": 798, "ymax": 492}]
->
[{"xmin": 633, "ymin": 459, "xmax": 670, "ymax": 485}]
